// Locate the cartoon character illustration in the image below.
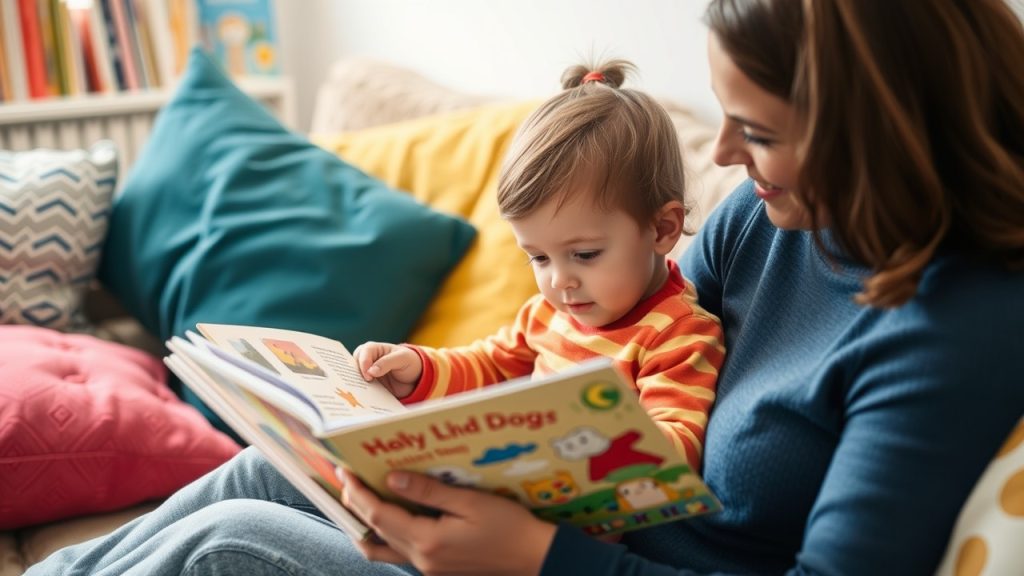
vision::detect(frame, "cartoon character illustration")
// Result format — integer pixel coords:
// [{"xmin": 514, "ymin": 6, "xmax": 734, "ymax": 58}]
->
[
  {"xmin": 522, "ymin": 470, "xmax": 580, "ymax": 507},
  {"xmin": 216, "ymin": 13, "xmax": 250, "ymax": 77},
  {"xmin": 551, "ymin": 427, "xmax": 664, "ymax": 482},
  {"xmin": 262, "ymin": 338, "xmax": 326, "ymax": 377},
  {"xmin": 334, "ymin": 387, "xmax": 362, "ymax": 408},
  {"xmin": 614, "ymin": 477, "xmax": 679, "ymax": 512},
  {"xmin": 426, "ymin": 466, "xmax": 482, "ymax": 488}
]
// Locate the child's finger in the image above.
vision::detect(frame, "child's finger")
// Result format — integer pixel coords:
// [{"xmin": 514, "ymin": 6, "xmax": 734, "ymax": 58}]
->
[
  {"xmin": 353, "ymin": 343, "xmax": 385, "ymax": 380},
  {"xmin": 369, "ymin": 348, "xmax": 408, "ymax": 378}
]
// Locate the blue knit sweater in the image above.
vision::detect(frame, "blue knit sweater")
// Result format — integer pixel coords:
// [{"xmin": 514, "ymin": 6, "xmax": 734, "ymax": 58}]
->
[{"xmin": 539, "ymin": 181, "xmax": 1024, "ymax": 575}]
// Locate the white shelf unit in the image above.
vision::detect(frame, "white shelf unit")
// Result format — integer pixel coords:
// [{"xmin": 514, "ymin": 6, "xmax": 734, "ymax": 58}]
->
[{"xmin": 0, "ymin": 76, "xmax": 295, "ymax": 173}]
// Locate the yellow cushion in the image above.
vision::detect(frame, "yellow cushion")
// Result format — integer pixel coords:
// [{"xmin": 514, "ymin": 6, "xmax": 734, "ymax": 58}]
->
[{"xmin": 313, "ymin": 100, "xmax": 542, "ymax": 348}]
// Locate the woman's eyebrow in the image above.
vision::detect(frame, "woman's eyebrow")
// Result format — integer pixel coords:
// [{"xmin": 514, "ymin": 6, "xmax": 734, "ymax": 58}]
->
[{"xmin": 727, "ymin": 114, "xmax": 777, "ymax": 134}]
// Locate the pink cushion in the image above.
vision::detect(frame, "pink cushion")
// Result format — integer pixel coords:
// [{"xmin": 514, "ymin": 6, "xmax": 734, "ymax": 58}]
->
[{"xmin": 0, "ymin": 326, "xmax": 241, "ymax": 529}]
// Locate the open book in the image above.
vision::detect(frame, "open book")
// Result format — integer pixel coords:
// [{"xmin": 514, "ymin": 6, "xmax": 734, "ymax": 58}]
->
[{"xmin": 165, "ymin": 323, "xmax": 722, "ymax": 541}]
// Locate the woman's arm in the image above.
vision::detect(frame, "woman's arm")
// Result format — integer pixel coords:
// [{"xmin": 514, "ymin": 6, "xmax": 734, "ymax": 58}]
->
[{"xmin": 339, "ymin": 469, "xmax": 714, "ymax": 576}]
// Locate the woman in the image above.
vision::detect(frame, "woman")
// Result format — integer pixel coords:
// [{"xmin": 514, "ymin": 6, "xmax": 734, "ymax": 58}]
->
[{"xmin": 30, "ymin": 0, "xmax": 1024, "ymax": 574}]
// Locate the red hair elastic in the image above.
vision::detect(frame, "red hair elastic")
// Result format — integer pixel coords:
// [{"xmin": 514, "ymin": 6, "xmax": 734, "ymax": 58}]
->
[{"xmin": 582, "ymin": 71, "xmax": 605, "ymax": 84}]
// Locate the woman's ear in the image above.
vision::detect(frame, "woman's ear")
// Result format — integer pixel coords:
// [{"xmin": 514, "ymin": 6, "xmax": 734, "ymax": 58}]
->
[{"xmin": 652, "ymin": 201, "xmax": 687, "ymax": 255}]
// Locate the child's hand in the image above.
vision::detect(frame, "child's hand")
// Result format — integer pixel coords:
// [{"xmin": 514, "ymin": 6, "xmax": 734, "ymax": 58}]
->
[{"xmin": 351, "ymin": 342, "xmax": 423, "ymax": 399}]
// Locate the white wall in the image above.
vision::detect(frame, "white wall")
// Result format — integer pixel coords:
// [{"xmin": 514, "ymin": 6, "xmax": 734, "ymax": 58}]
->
[{"xmin": 278, "ymin": 0, "xmax": 717, "ymax": 132}]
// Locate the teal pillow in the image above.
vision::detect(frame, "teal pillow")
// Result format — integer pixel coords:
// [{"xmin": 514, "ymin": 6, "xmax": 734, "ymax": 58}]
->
[{"xmin": 97, "ymin": 49, "xmax": 475, "ymax": 428}]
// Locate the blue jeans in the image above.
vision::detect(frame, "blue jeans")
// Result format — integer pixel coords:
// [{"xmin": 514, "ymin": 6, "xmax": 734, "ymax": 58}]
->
[{"xmin": 26, "ymin": 447, "xmax": 419, "ymax": 576}]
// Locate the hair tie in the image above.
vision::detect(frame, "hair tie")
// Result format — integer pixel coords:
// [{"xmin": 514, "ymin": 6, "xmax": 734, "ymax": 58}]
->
[{"xmin": 582, "ymin": 71, "xmax": 605, "ymax": 84}]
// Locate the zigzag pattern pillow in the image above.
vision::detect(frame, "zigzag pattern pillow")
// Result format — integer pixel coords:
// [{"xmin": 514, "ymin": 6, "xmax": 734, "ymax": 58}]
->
[{"xmin": 0, "ymin": 142, "xmax": 117, "ymax": 330}]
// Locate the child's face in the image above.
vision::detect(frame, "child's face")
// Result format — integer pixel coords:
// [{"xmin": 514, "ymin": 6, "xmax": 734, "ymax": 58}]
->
[
  {"xmin": 707, "ymin": 33, "xmax": 810, "ymax": 230},
  {"xmin": 509, "ymin": 188, "xmax": 667, "ymax": 328}
]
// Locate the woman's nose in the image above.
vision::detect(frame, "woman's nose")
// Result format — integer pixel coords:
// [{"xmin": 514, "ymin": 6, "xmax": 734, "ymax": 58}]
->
[{"xmin": 712, "ymin": 122, "xmax": 749, "ymax": 168}]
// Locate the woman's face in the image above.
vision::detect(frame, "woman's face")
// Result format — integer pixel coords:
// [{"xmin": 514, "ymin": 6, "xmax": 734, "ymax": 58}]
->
[{"xmin": 707, "ymin": 33, "xmax": 812, "ymax": 230}]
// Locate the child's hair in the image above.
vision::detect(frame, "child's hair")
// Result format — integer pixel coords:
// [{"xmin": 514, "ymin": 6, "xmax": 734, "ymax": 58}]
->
[{"xmin": 497, "ymin": 59, "xmax": 689, "ymax": 229}]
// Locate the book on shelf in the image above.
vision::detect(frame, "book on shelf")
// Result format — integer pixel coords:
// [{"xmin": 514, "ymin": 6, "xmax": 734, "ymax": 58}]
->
[
  {"xmin": 0, "ymin": 0, "xmax": 29, "ymax": 100},
  {"xmin": 196, "ymin": 0, "xmax": 279, "ymax": 78},
  {"xmin": 17, "ymin": 0, "xmax": 50, "ymax": 99},
  {"xmin": 0, "ymin": 0, "xmax": 237, "ymax": 102},
  {"xmin": 164, "ymin": 323, "xmax": 722, "ymax": 542}
]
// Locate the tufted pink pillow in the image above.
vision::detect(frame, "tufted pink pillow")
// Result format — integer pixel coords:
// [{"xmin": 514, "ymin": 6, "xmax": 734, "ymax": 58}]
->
[{"xmin": 0, "ymin": 326, "xmax": 241, "ymax": 529}]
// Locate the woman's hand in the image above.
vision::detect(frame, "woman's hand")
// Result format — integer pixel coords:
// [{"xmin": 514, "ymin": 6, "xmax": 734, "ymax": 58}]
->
[
  {"xmin": 351, "ymin": 342, "xmax": 423, "ymax": 399},
  {"xmin": 340, "ymin": 469, "xmax": 557, "ymax": 576}
]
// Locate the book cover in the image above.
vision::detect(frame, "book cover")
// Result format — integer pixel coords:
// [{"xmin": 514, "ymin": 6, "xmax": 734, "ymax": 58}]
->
[
  {"xmin": 166, "ymin": 324, "xmax": 721, "ymax": 541},
  {"xmin": 97, "ymin": 0, "xmax": 126, "ymax": 90},
  {"xmin": 196, "ymin": 0, "xmax": 279, "ymax": 77}
]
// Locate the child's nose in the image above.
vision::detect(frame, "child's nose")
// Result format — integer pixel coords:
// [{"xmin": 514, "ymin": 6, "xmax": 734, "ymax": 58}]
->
[{"xmin": 550, "ymin": 267, "xmax": 578, "ymax": 290}]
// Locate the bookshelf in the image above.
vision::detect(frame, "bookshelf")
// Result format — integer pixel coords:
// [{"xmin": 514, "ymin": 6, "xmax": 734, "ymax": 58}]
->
[
  {"xmin": 0, "ymin": 76, "xmax": 293, "ymax": 124},
  {"xmin": 0, "ymin": 0, "xmax": 291, "ymax": 170}
]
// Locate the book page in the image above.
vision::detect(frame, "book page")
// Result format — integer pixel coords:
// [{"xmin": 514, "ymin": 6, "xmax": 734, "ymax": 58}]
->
[
  {"xmin": 196, "ymin": 324, "xmax": 406, "ymax": 430},
  {"xmin": 165, "ymin": 341, "xmax": 371, "ymax": 541}
]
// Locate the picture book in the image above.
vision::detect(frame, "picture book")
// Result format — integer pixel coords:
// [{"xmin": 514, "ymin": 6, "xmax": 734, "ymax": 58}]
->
[
  {"xmin": 195, "ymin": 0, "xmax": 279, "ymax": 77},
  {"xmin": 164, "ymin": 323, "xmax": 722, "ymax": 541}
]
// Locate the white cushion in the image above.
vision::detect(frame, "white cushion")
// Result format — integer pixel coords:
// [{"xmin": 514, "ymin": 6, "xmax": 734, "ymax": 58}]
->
[{"xmin": 937, "ymin": 417, "xmax": 1024, "ymax": 575}]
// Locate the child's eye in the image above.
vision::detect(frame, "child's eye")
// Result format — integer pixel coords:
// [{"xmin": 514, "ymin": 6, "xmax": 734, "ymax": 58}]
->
[
  {"xmin": 573, "ymin": 251, "xmax": 602, "ymax": 262},
  {"xmin": 742, "ymin": 131, "xmax": 774, "ymax": 147},
  {"xmin": 528, "ymin": 255, "xmax": 549, "ymax": 265}
]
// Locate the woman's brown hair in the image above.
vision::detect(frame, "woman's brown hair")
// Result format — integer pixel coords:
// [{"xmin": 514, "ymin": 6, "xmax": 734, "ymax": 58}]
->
[
  {"xmin": 706, "ymin": 0, "xmax": 1024, "ymax": 307},
  {"xmin": 497, "ymin": 60, "xmax": 689, "ymax": 230}
]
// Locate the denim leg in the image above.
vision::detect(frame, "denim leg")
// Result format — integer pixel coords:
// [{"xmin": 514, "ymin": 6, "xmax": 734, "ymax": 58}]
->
[{"xmin": 27, "ymin": 447, "xmax": 418, "ymax": 576}]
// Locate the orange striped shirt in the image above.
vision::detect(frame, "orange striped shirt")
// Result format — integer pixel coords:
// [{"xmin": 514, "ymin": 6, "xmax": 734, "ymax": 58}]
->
[{"xmin": 403, "ymin": 262, "xmax": 725, "ymax": 471}]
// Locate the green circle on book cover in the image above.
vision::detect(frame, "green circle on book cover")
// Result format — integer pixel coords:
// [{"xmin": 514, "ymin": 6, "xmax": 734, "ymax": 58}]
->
[{"xmin": 581, "ymin": 382, "xmax": 621, "ymax": 411}]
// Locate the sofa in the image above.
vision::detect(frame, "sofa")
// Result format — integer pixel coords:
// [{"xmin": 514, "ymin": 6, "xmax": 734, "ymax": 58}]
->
[{"xmin": 1, "ymin": 53, "xmax": 1021, "ymax": 575}]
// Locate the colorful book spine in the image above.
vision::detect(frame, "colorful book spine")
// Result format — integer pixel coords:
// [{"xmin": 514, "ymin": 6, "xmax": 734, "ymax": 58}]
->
[
  {"xmin": 129, "ymin": 0, "xmax": 158, "ymax": 87},
  {"xmin": 167, "ymin": 0, "xmax": 197, "ymax": 77},
  {"xmin": 107, "ymin": 0, "xmax": 140, "ymax": 90},
  {"xmin": 70, "ymin": 5, "xmax": 101, "ymax": 92},
  {"xmin": 0, "ymin": 0, "xmax": 29, "ymax": 101},
  {"xmin": 87, "ymin": 0, "xmax": 116, "ymax": 92},
  {"xmin": 36, "ymin": 0, "xmax": 64, "ymax": 95},
  {"xmin": 143, "ymin": 0, "xmax": 176, "ymax": 87},
  {"xmin": 121, "ymin": 0, "xmax": 150, "ymax": 88},
  {"xmin": 0, "ymin": 12, "xmax": 11, "ymax": 101},
  {"xmin": 54, "ymin": 0, "xmax": 85, "ymax": 96},
  {"xmin": 98, "ymin": 0, "xmax": 127, "ymax": 90},
  {"xmin": 17, "ymin": 0, "xmax": 47, "ymax": 98}
]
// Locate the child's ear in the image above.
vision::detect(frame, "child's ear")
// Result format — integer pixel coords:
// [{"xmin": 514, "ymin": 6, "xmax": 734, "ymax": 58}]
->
[{"xmin": 652, "ymin": 201, "xmax": 686, "ymax": 255}]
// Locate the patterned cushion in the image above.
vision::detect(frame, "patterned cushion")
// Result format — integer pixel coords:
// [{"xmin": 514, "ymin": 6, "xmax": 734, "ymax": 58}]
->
[
  {"xmin": 938, "ymin": 417, "xmax": 1024, "ymax": 575},
  {"xmin": 0, "ymin": 325, "xmax": 241, "ymax": 529},
  {"xmin": 0, "ymin": 142, "xmax": 117, "ymax": 330}
]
